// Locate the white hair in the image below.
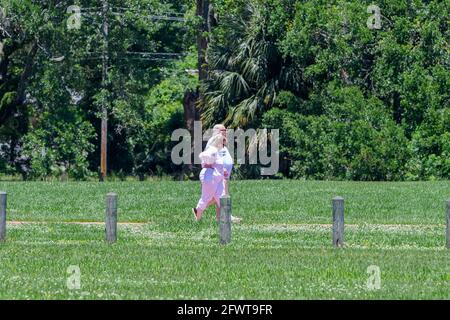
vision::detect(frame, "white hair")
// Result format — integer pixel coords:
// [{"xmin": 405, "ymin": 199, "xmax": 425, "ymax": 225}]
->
[
  {"xmin": 212, "ymin": 124, "xmax": 226, "ymax": 135},
  {"xmin": 208, "ymin": 133, "xmax": 225, "ymax": 149}
]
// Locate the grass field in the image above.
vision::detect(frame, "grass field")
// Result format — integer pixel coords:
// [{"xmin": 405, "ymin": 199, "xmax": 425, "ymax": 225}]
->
[{"xmin": 0, "ymin": 180, "xmax": 449, "ymax": 299}]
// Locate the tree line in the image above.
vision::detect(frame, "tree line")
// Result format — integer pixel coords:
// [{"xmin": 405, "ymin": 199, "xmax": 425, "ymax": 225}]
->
[{"xmin": 0, "ymin": 0, "xmax": 449, "ymax": 181}]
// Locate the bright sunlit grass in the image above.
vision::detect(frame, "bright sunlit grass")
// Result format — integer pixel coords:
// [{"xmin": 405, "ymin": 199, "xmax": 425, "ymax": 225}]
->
[{"xmin": 0, "ymin": 180, "xmax": 449, "ymax": 299}]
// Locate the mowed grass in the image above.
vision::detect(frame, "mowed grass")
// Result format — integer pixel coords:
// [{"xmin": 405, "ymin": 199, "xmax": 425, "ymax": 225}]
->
[{"xmin": 0, "ymin": 180, "xmax": 449, "ymax": 299}]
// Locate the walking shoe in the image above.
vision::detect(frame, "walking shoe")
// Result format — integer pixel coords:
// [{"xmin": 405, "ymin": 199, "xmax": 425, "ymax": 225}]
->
[{"xmin": 192, "ymin": 208, "xmax": 200, "ymax": 221}]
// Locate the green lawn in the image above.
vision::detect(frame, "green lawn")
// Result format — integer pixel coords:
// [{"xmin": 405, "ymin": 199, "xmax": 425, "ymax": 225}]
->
[{"xmin": 0, "ymin": 180, "xmax": 449, "ymax": 299}]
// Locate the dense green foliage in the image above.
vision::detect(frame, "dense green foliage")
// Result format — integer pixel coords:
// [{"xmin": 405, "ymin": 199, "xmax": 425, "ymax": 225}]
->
[
  {"xmin": 0, "ymin": 0, "xmax": 449, "ymax": 180},
  {"xmin": 204, "ymin": 0, "xmax": 449, "ymax": 180},
  {"xmin": 262, "ymin": 87, "xmax": 411, "ymax": 180},
  {"xmin": 0, "ymin": 0, "xmax": 195, "ymax": 180}
]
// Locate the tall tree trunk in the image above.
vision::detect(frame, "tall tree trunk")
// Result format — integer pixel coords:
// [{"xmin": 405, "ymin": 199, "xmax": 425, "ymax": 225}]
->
[
  {"xmin": 0, "ymin": 41, "xmax": 11, "ymax": 82},
  {"xmin": 181, "ymin": 89, "xmax": 199, "ymax": 179},
  {"xmin": 0, "ymin": 41, "xmax": 37, "ymax": 124},
  {"xmin": 196, "ymin": 0, "xmax": 210, "ymax": 82},
  {"xmin": 15, "ymin": 42, "xmax": 37, "ymax": 105},
  {"xmin": 183, "ymin": 89, "xmax": 199, "ymax": 138},
  {"xmin": 180, "ymin": 0, "xmax": 211, "ymax": 179}
]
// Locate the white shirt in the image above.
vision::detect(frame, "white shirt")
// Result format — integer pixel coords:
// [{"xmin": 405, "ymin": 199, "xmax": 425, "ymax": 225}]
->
[
  {"xmin": 199, "ymin": 146, "xmax": 219, "ymax": 166},
  {"xmin": 205, "ymin": 136, "xmax": 234, "ymax": 177}
]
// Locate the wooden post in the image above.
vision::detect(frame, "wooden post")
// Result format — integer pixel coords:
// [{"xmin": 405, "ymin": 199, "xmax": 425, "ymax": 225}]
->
[
  {"xmin": 446, "ymin": 199, "xmax": 450, "ymax": 249},
  {"xmin": 105, "ymin": 193, "xmax": 117, "ymax": 244},
  {"xmin": 332, "ymin": 196, "xmax": 344, "ymax": 247},
  {"xmin": 219, "ymin": 195, "xmax": 231, "ymax": 245},
  {"xmin": 99, "ymin": 0, "xmax": 109, "ymax": 182},
  {"xmin": 0, "ymin": 192, "xmax": 6, "ymax": 242}
]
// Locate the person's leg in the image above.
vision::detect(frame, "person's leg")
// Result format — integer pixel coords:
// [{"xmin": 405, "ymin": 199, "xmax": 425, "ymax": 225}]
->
[
  {"xmin": 223, "ymin": 178, "xmax": 229, "ymax": 196},
  {"xmin": 203, "ymin": 198, "xmax": 219, "ymax": 220},
  {"xmin": 206, "ymin": 199, "xmax": 215, "ymax": 209},
  {"xmin": 193, "ymin": 169, "xmax": 213, "ymax": 220},
  {"xmin": 214, "ymin": 179, "xmax": 225, "ymax": 221},
  {"xmin": 194, "ymin": 199, "xmax": 215, "ymax": 218},
  {"xmin": 215, "ymin": 204, "xmax": 220, "ymax": 221},
  {"xmin": 219, "ymin": 178, "xmax": 242, "ymax": 223},
  {"xmin": 195, "ymin": 180, "xmax": 217, "ymax": 220}
]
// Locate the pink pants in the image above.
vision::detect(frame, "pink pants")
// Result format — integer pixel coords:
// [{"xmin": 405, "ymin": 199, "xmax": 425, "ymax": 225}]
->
[{"xmin": 196, "ymin": 168, "xmax": 224, "ymax": 211}]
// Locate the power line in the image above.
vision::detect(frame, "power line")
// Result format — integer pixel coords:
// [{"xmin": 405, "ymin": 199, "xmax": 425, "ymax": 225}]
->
[
  {"xmin": 83, "ymin": 51, "xmax": 187, "ymax": 57},
  {"xmin": 113, "ymin": 6, "xmax": 185, "ymax": 16},
  {"xmin": 61, "ymin": 2, "xmax": 189, "ymax": 181},
  {"xmin": 80, "ymin": 55, "xmax": 185, "ymax": 62},
  {"xmin": 81, "ymin": 57, "xmax": 179, "ymax": 61},
  {"xmin": 110, "ymin": 12, "xmax": 186, "ymax": 22},
  {"xmin": 124, "ymin": 52, "xmax": 187, "ymax": 56},
  {"xmin": 78, "ymin": 5, "xmax": 187, "ymax": 22}
]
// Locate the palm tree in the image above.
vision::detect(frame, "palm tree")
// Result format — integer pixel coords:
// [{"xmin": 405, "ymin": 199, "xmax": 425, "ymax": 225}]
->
[{"xmin": 199, "ymin": 1, "xmax": 301, "ymax": 128}]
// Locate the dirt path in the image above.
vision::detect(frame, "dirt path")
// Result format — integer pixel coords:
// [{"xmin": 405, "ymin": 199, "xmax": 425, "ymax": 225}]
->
[{"xmin": 7, "ymin": 221, "xmax": 146, "ymax": 226}]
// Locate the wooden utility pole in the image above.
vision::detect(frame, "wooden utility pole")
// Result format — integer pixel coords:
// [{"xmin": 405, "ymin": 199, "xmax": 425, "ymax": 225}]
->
[{"xmin": 100, "ymin": 0, "xmax": 109, "ymax": 182}]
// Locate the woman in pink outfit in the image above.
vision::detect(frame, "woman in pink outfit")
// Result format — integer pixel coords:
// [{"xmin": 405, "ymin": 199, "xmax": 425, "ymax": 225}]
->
[
  {"xmin": 203, "ymin": 124, "xmax": 241, "ymax": 223},
  {"xmin": 192, "ymin": 134, "xmax": 227, "ymax": 221}
]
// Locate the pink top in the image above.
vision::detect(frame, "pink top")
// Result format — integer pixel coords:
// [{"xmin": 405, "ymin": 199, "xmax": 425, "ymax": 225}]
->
[{"xmin": 199, "ymin": 146, "xmax": 224, "ymax": 177}]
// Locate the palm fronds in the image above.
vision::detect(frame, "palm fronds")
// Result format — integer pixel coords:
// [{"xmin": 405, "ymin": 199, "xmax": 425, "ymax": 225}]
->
[{"xmin": 199, "ymin": 1, "xmax": 302, "ymax": 128}]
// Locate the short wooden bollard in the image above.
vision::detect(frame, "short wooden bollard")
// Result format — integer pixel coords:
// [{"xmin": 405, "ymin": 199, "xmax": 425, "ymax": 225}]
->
[
  {"xmin": 105, "ymin": 193, "xmax": 118, "ymax": 244},
  {"xmin": 446, "ymin": 199, "xmax": 450, "ymax": 249},
  {"xmin": 219, "ymin": 196, "xmax": 232, "ymax": 245},
  {"xmin": 332, "ymin": 196, "xmax": 344, "ymax": 247},
  {"xmin": 0, "ymin": 192, "xmax": 6, "ymax": 242}
]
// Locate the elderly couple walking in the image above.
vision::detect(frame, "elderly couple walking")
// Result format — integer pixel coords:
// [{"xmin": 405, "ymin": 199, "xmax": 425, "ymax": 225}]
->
[{"xmin": 192, "ymin": 124, "xmax": 241, "ymax": 223}]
